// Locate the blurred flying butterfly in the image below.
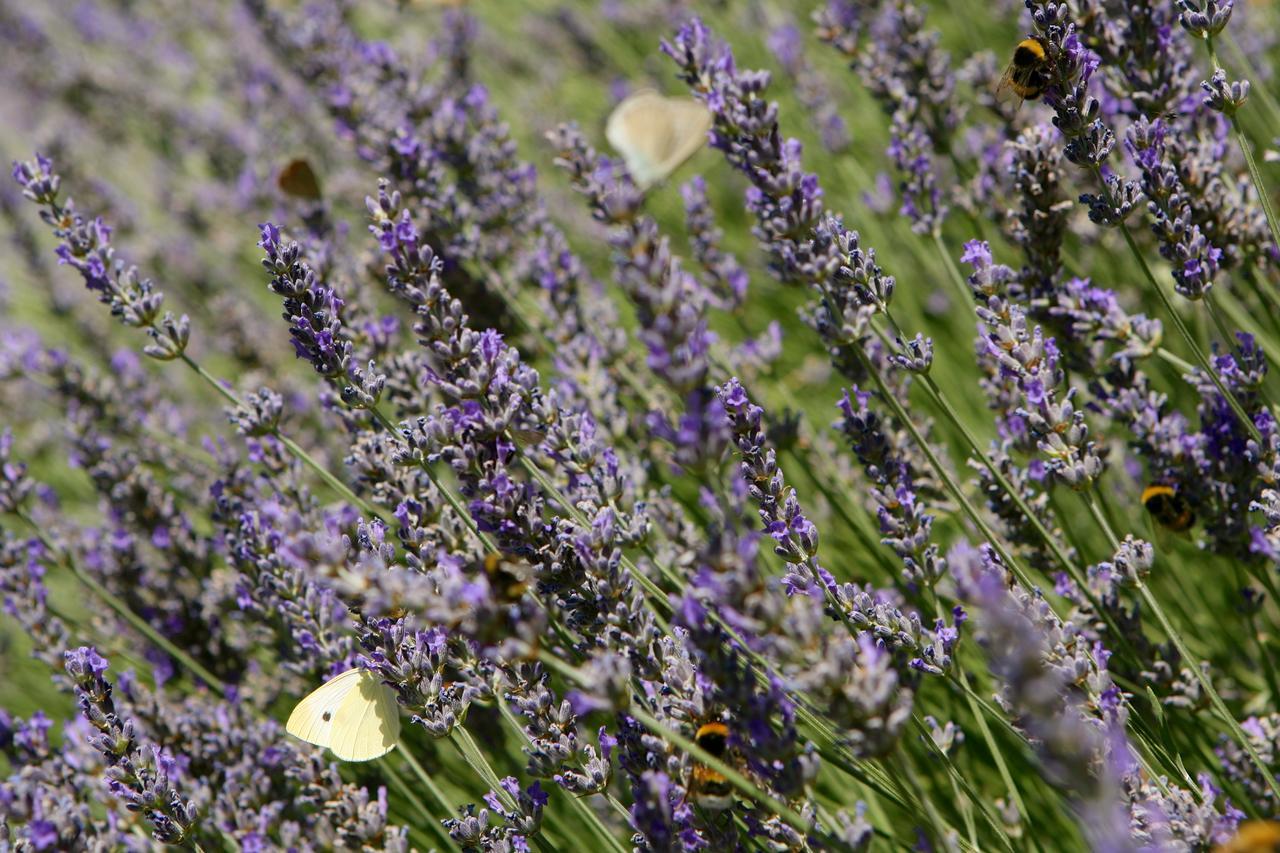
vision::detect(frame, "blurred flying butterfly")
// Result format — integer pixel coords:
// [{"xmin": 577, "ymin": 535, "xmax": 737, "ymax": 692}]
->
[
  {"xmin": 605, "ymin": 90, "xmax": 712, "ymax": 190},
  {"xmin": 286, "ymin": 668, "xmax": 400, "ymax": 761},
  {"xmin": 277, "ymin": 158, "xmax": 322, "ymax": 200}
]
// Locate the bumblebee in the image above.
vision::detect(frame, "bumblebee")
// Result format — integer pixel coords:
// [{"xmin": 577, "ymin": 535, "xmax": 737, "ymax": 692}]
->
[
  {"xmin": 1141, "ymin": 484, "xmax": 1195, "ymax": 532},
  {"xmin": 997, "ymin": 37, "xmax": 1051, "ymax": 103},
  {"xmin": 1214, "ymin": 820, "xmax": 1280, "ymax": 853},
  {"xmin": 687, "ymin": 722, "xmax": 735, "ymax": 811},
  {"xmin": 277, "ymin": 158, "xmax": 322, "ymax": 200},
  {"xmin": 482, "ymin": 552, "xmax": 532, "ymax": 602}
]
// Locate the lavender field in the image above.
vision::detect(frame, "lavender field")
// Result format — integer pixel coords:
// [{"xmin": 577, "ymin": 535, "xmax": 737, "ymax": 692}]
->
[{"xmin": 4, "ymin": 0, "xmax": 1280, "ymax": 850}]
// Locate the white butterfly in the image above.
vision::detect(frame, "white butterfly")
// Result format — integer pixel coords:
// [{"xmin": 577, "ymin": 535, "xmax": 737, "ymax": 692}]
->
[
  {"xmin": 286, "ymin": 668, "xmax": 401, "ymax": 762},
  {"xmin": 605, "ymin": 90, "xmax": 713, "ymax": 190}
]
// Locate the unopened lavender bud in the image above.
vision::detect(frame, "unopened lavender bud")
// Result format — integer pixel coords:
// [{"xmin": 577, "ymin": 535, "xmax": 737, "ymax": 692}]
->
[
  {"xmin": 1109, "ymin": 535, "xmax": 1155, "ymax": 584},
  {"xmin": 1178, "ymin": 0, "xmax": 1234, "ymax": 38},
  {"xmin": 1202, "ymin": 69, "xmax": 1249, "ymax": 115},
  {"xmin": 891, "ymin": 334, "xmax": 933, "ymax": 374},
  {"xmin": 0, "ymin": 429, "xmax": 33, "ymax": 514},
  {"xmin": 230, "ymin": 387, "xmax": 284, "ymax": 436},
  {"xmin": 142, "ymin": 312, "xmax": 190, "ymax": 360},
  {"xmin": 10, "ymin": 154, "xmax": 59, "ymax": 203},
  {"xmin": 1080, "ymin": 174, "xmax": 1141, "ymax": 227},
  {"xmin": 342, "ymin": 360, "xmax": 386, "ymax": 409}
]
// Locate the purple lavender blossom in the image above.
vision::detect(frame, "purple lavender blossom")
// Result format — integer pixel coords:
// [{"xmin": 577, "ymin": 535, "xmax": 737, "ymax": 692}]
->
[
  {"xmin": 12, "ymin": 155, "xmax": 190, "ymax": 359},
  {"xmin": 64, "ymin": 647, "xmax": 199, "ymax": 845}
]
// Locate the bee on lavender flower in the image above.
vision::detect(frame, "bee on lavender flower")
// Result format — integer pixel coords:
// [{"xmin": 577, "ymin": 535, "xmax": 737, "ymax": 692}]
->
[
  {"xmin": 996, "ymin": 37, "xmax": 1050, "ymax": 104},
  {"xmin": 1213, "ymin": 820, "xmax": 1280, "ymax": 853},
  {"xmin": 482, "ymin": 552, "xmax": 532, "ymax": 602},
  {"xmin": 1141, "ymin": 484, "xmax": 1195, "ymax": 532},
  {"xmin": 686, "ymin": 721, "xmax": 736, "ymax": 811}
]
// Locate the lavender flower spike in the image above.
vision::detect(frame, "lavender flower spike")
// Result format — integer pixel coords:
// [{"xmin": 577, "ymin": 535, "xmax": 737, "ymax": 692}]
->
[{"xmin": 64, "ymin": 647, "xmax": 200, "ymax": 846}]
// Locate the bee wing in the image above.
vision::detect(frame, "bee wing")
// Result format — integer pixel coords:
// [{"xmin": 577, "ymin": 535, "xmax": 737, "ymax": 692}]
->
[{"xmin": 993, "ymin": 64, "xmax": 1024, "ymax": 106}]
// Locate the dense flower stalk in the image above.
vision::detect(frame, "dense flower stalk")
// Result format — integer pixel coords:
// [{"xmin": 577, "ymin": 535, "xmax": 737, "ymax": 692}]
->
[
  {"xmin": 816, "ymin": 0, "xmax": 961, "ymax": 234},
  {"xmin": 12, "ymin": 155, "xmax": 190, "ymax": 359},
  {"xmin": 963, "ymin": 240, "xmax": 1105, "ymax": 489},
  {"xmin": 952, "ymin": 547, "xmax": 1135, "ymax": 851},
  {"xmin": 550, "ymin": 125, "xmax": 731, "ymax": 471},
  {"xmin": 681, "ymin": 175, "xmax": 749, "ymax": 311},
  {"xmin": 63, "ymin": 647, "xmax": 199, "ymax": 845},
  {"xmin": 766, "ymin": 19, "xmax": 850, "ymax": 154}
]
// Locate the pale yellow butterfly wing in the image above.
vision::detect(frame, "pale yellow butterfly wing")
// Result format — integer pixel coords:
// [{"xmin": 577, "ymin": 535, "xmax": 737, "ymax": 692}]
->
[
  {"xmin": 327, "ymin": 670, "xmax": 401, "ymax": 762},
  {"xmin": 286, "ymin": 667, "xmax": 365, "ymax": 750},
  {"xmin": 606, "ymin": 91, "xmax": 712, "ymax": 190},
  {"xmin": 652, "ymin": 97, "xmax": 713, "ymax": 182},
  {"xmin": 286, "ymin": 668, "xmax": 400, "ymax": 761}
]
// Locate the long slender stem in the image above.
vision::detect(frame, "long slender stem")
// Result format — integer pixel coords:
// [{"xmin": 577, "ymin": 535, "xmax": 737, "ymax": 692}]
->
[
  {"xmin": 1228, "ymin": 112, "xmax": 1280, "ymax": 251},
  {"xmin": 1224, "ymin": 35, "xmax": 1280, "ymax": 130},
  {"xmin": 1082, "ymin": 494, "xmax": 1280, "ymax": 799},
  {"xmin": 1239, "ymin": 267, "xmax": 1280, "ymax": 344},
  {"xmin": 1204, "ymin": 291, "xmax": 1244, "ymax": 358},
  {"xmin": 959, "ymin": 672, "xmax": 1029, "ymax": 834},
  {"xmin": 381, "ymin": 753, "xmax": 458, "ymax": 850},
  {"xmin": 934, "ymin": 232, "xmax": 977, "ymax": 311},
  {"xmin": 1205, "ymin": 38, "xmax": 1280, "ymax": 255},
  {"xmin": 1233, "ymin": 562, "xmax": 1280, "ymax": 703},
  {"xmin": 177, "ymin": 354, "xmax": 387, "ymax": 520},
  {"xmin": 400, "ymin": 746, "xmax": 457, "ymax": 815},
  {"xmin": 1155, "ymin": 347, "xmax": 1196, "ymax": 374},
  {"xmin": 890, "ymin": 748, "xmax": 958, "ymax": 852},
  {"xmin": 1109, "ymin": 200, "xmax": 1263, "ymax": 443},
  {"xmin": 12, "ymin": 509, "xmax": 228, "ymax": 693},
  {"xmin": 912, "ymin": 715, "xmax": 1010, "ymax": 852}
]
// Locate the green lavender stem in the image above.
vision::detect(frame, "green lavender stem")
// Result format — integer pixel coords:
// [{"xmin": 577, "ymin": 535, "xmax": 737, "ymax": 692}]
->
[
  {"xmin": 1082, "ymin": 494, "xmax": 1280, "ymax": 801},
  {"xmin": 11, "ymin": 509, "xmax": 228, "ymax": 693},
  {"xmin": 381, "ymin": 753, "xmax": 459, "ymax": 850},
  {"xmin": 1104, "ymin": 181, "xmax": 1264, "ymax": 444},
  {"xmin": 1206, "ymin": 38, "xmax": 1280, "ymax": 255},
  {"xmin": 176, "ymin": 354, "xmax": 388, "ymax": 520},
  {"xmin": 934, "ymin": 232, "xmax": 978, "ymax": 311}
]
